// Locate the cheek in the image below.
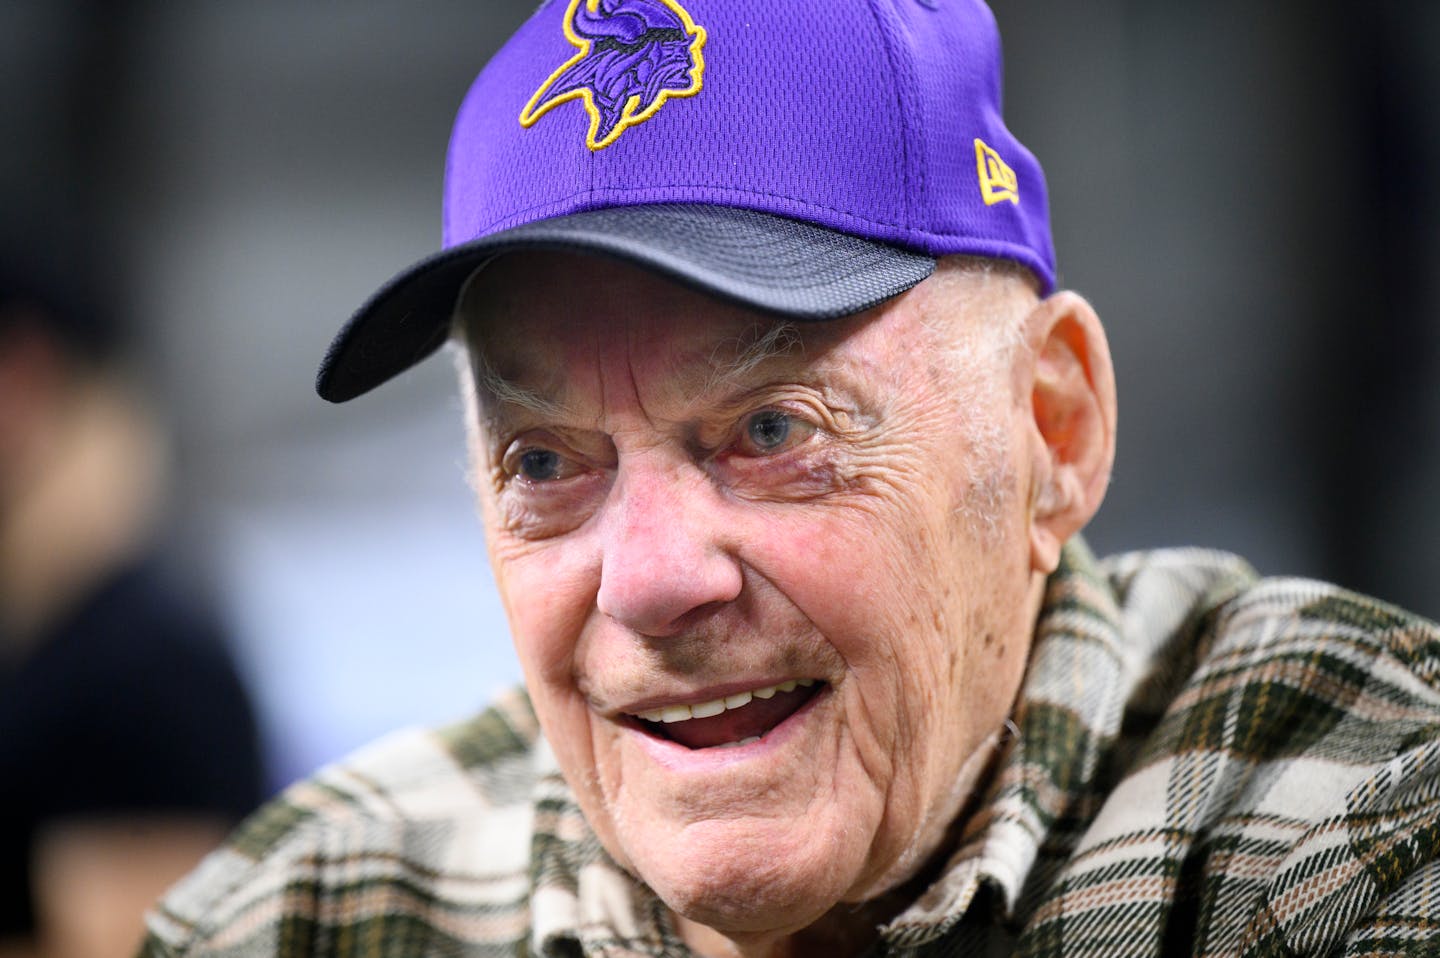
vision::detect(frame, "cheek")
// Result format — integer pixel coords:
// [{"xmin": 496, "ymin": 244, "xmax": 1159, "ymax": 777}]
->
[
  {"xmin": 488, "ymin": 532, "xmax": 599, "ymax": 694},
  {"xmin": 764, "ymin": 498, "xmax": 968, "ymax": 658},
  {"xmin": 750, "ymin": 503, "xmax": 971, "ymax": 754},
  {"xmin": 744, "ymin": 494, "xmax": 1014, "ymax": 857},
  {"xmin": 485, "ymin": 532, "xmax": 639, "ymax": 864}
]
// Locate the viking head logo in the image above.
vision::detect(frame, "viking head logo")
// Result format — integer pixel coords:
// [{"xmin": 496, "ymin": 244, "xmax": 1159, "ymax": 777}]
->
[{"xmin": 519, "ymin": 0, "xmax": 707, "ymax": 151}]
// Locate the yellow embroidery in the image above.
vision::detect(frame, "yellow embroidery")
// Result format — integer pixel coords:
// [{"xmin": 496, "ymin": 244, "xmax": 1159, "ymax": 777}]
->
[
  {"xmin": 519, "ymin": 0, "xmax": 707, "ymax": 152},
  {"xmin": 975, "ymin": 138, "xmax": 1019, "ymax": 206}
]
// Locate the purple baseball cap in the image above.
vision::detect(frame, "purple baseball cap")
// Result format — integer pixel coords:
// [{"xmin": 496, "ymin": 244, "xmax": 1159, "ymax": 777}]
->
[{"xmin": 317, "ymin": 0, "xmax": 1053, "ymax": 403}]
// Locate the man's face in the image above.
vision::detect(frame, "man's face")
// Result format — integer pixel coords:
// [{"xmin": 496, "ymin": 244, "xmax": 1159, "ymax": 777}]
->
[{"xmin": 464, "ymin": 253, "xmax": 1042, "ymax": 936}]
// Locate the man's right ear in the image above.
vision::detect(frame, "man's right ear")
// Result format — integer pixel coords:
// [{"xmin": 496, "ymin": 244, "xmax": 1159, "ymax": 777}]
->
[{"xmin": 1021, "ymin": 290, "xmax": 1117, "ymax": 575}]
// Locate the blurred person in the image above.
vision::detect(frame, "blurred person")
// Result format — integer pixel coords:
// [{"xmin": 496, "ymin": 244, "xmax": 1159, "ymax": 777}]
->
[
  {"xmin": 0, "ymin": 246, "xmax": 265, "ymax": 958},
  {"xmin": 144, "ymin": 1, "xmax": 1438, "ymax": 956}
]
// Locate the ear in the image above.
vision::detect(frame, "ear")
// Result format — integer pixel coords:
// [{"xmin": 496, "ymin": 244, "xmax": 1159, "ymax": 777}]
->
[{"xmin": 1022, "ymin": 291, "xmax": 1117, "ymax": 574}]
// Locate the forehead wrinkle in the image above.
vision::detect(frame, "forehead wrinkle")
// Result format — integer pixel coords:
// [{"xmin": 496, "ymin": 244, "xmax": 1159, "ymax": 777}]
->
[
  {"xmin": 466, "ymin": 270, "xmax": 820, "ymax": 427},
  {"xmin": 602, "ymin": 311, "xmax": 806, "ymax": 423},
  {"xmin": 618, "ymin": 315, "xmax": 655, "ymax": 430}
]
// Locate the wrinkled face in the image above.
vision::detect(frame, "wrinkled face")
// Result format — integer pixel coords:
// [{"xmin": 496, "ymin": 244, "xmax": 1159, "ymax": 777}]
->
[{"xmin": 462, "ymin": 253, "xmax": 1041, "ymax": 937}]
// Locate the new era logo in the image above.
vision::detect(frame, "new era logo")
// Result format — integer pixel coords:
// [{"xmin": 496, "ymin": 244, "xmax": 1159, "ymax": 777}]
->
[{"xmin": 975, "ymin": 138, "xmax": 1018, "ymax": 206}]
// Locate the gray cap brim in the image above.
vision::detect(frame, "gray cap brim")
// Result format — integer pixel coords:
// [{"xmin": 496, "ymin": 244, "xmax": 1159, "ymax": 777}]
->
[{"xmin": 316, "ymin": 203, "xmax": 936, "ymax": 403}]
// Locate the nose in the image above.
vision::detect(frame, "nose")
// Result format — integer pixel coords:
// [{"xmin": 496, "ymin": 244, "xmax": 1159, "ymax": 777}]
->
[{"xmin": 595, "ymin": 460, "xmax": 743, "ymax": 637}]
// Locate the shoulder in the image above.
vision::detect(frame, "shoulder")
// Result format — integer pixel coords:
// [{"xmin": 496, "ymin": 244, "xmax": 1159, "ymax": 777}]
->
[
  {"xmin": 1210, "ymin": 573, "xmax": 1440, "ymax": 673},
  {"xmin": 1062, "ymin": 553, "xmax": 1440, "ymax": 954},
  {"xmin": 142, "ymin": 688, "xmax": 546, "ymax": 958},
  {"xmin": 1155, "ymin": 572, "xmax": 1440, "ymax": 765},
  {"xmin": 1093, "ymin": 546, "xmax": 1440, "ymax": 737},
  {"xmin": 1203, "ymin": 578, "xmax": 1439, "ymax": 951},
  {"xmin": 1098, "ymin": 544, "xmax": 1440, "ymax": 677}
]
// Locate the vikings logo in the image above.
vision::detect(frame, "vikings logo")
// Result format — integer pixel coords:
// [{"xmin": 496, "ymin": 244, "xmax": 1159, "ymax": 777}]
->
[{"xmin": 520, "ymin": 0, "xmax": 707, "ymax": 151}]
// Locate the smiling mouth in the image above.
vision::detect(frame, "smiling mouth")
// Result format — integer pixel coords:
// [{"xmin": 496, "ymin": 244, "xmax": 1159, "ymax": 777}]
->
[{"xmin": 627, "ymin": 679, "xmax": 824, "ymax": 750}]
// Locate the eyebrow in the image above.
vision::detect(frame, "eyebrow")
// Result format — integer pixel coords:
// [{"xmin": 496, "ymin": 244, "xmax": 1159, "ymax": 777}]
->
[
  {"xmin": 468, "ymin": 345, "xmax": 567, "ymax": 418},
  {"xmin": 702, "ymin": 320, "xmax": 803, "ymax": 396}
]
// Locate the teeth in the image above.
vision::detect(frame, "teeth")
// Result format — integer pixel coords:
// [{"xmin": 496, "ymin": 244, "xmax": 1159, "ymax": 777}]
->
[
  {"xmin": 633, "ymin": 679, "xmax": 817, "ymax": 725},
  {"xmin": 723, "ymin": 691, "xmax": 752, "ymax": 709},
  {"xmin": 690, "ymin": 699, "xmax": 726, "ymax": 719},
  {"xmin": 716, "ymin": 736, "xmax": 762, "ymax": 749}
]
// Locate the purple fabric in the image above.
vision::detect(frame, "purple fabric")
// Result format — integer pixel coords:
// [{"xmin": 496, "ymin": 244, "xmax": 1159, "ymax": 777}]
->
[{"xmin": 444, "ymin": 0, "xmax": 1054, "ymax": 291}]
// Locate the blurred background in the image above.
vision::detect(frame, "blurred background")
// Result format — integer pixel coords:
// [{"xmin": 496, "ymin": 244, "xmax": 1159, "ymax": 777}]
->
[{"xmin": 2, "ymin": 0, "xmax": 1436, "ymax": 802}]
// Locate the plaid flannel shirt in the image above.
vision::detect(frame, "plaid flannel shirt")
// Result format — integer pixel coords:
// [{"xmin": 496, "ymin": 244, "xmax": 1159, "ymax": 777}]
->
[{"xmin": 141, "ymin": 539, "xmax": 1440, "ymax": 957}]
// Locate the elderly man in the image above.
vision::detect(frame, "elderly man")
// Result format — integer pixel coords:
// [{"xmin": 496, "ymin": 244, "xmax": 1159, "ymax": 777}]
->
[{"xmin": 143, "ymin": 1, "xmax": 1440, "ymax": 956}]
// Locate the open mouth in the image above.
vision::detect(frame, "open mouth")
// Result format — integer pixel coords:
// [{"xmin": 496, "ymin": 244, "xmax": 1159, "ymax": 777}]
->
[{"xmin": 627, "ymin": 679, "xmax": 825, "ymax": 750}]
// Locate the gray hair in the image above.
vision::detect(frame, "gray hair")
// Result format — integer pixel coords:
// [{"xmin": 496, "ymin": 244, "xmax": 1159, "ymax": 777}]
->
[{"xmin": 920, "ymin": 256, "xmax": 1041, "ymax": 543}]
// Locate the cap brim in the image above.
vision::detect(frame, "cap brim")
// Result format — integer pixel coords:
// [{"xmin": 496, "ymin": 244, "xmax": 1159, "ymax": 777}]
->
[{"xmin": 316, "ymin": 204, "xmax": 936, "ymax": 403}]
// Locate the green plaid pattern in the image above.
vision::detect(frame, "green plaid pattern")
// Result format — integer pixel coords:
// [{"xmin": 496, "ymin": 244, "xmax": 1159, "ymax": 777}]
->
[{"xmin": 141, "ymin": 540, "xmax": 1440, "ymax": 956}]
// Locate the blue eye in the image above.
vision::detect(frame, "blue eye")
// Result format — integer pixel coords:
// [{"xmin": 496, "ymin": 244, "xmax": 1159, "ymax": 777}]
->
[
  {"xmin": 747, "ymin": 411, "xmax": 792, "ymax": 450},
  {"xmin": 736, "ymin": 409, "xmax": 817, "ymax": 457},
  {"xmin": 519, "ymin": 448, "xmax": 563, "ymax": 481}
]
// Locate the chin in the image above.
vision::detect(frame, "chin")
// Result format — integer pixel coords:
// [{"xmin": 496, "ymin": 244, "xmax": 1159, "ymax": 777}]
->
[
  {"xmin": 626, "ymin": 817, "xmax": 871, "ymax": 936},
  {"xmin": 655, "ymin": 867, "xmax": 837, "ymax": 938}
]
